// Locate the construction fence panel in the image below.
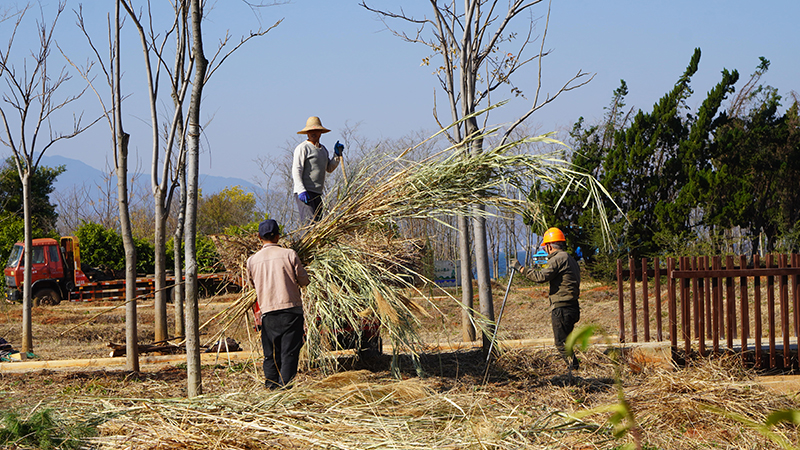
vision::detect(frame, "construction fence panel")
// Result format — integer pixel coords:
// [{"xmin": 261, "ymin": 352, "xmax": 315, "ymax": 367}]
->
[{"xmin": 616, "ymin": 253, "xmax": 800, "ymax": 370}]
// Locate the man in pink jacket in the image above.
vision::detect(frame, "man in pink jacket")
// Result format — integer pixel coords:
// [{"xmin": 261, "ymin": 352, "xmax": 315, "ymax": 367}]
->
[{"xmin": 247, "ymin": 219, "xmax": 310, "ymax": 389}]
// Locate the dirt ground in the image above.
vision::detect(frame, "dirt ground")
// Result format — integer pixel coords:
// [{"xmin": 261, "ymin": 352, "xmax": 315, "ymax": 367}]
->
[{"xmin": 0, "ymin": 271, "xmax": 798, "ymax": 449}]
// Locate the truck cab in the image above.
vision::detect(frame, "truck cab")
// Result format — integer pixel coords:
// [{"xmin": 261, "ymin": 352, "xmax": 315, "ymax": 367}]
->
[{"xmin": 4, "ymin": 237, "xmax": 87, "ymax": 305}]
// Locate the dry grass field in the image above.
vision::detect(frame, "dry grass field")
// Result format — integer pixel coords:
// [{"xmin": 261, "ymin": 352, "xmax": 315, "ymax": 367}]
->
[{"xmin": 0, "ymin": 274, "xmax": 798, "ymax": 449}]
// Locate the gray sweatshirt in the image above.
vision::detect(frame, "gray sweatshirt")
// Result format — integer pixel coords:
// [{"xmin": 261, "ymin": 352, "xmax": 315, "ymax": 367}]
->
[{"xmin": 292, "ymin": 141, "xmax": 340, "ymax": 194}]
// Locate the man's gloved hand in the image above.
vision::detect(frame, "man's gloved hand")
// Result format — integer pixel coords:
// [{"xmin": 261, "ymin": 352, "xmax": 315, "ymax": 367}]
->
[
  {"xmin": 298, "ymin": 191, "xmax": 311, "ymax": 204},
  {"xmin": 334, "ymin": 140, "xmax": 344, "ymax": 157},
  {"xmin": 510, "ymin": 258, "xmax": 523, "ymax": 273}
]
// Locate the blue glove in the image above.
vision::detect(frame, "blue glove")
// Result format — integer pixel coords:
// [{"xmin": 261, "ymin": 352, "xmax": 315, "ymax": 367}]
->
[
  {"xmin": 298, "ymin": 191, "xmax": 310, "ymax": 204},
  {"xmin": 334, "ymin": 141, "xmax": 344, "ymax": 157}
]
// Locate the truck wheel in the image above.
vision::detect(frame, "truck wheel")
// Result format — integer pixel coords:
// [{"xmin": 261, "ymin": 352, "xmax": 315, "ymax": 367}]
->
[{"xmin": 34, "ymin": 288, "xmax": 61, "ymax": 306}]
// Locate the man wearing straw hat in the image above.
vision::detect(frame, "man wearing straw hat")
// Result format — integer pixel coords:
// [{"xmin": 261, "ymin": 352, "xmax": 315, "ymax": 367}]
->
[
  {"xmin": 292, "ymin": 116, "xmax": 344, "ymax": 224},
  {"xmin": 247, "ymin": 219, "xmax": 310, "ymax": 389},
  {"xmin": 510, "ymin": 227, "xmax": 581, "ymax": 371}
]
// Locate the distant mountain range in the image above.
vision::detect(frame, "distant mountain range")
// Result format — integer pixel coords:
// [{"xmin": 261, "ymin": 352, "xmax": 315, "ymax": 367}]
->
[{"xmin": 41, "ymin": 155, "xmax": 260, "ymax": 196}]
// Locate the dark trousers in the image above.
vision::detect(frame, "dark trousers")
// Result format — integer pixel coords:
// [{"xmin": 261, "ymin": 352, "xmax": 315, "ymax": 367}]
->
[
  {"xmin": 295, "ymin": 192, "xmax": 323, "ymax": 224},
  {"xmin": 260, "ymin": 310, "xmax": 305, "ymax": 388},
  {"xmin": 552, "ymin": 304, "xmax": 581, "ymax": 369}
]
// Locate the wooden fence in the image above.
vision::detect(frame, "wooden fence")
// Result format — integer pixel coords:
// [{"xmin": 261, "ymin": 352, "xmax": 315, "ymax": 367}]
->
[{"xmin": 616, "ymin": 254, "xmax": 800, "ymax": 369}]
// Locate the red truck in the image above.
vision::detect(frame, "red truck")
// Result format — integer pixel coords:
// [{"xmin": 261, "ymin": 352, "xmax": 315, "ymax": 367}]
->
[{"xmin": 4, "ymin": 236, "xmax": 230, "ymax": 305}]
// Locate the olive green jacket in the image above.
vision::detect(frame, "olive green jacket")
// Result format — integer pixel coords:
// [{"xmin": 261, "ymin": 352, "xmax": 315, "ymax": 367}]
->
[{"xmin": 520, "ymin": 249, "xmax": 580, "ymax": 310}]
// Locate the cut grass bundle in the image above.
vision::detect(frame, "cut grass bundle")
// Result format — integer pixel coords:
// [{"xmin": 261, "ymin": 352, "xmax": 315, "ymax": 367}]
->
[{"xmin": 204, "ymin": 117, "xmax": 614, "ymax": 373}]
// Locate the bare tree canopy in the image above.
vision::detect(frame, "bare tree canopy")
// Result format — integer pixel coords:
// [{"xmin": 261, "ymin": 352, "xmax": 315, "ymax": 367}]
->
[{"xmin": 0, "ymin": 1, "xmax": 95, "ymax": 353}]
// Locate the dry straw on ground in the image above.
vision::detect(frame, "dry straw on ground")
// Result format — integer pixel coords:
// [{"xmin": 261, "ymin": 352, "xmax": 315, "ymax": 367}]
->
[{"xmin": 10, "ymin": 349, "xmax": 790, "ymax": 449}]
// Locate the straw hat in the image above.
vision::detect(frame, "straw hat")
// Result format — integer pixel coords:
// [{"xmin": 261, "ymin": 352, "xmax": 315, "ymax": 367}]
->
[{"xmin": 297, "ymin": 116, "xmax": 331, "ymax": 134}]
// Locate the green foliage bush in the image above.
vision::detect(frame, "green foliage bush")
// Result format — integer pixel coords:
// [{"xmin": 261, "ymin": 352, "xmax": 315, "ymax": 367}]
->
[
  {"xmin": 75, "ymin": 221, "xmax": 155, "ymax": 274},
  {"xmin": 0, "ymin": 408, "xmax": 95, "ymax": 449},
  {"xmin": 166, "ymin": 234, "xmax": 223, "ymax": 273}
]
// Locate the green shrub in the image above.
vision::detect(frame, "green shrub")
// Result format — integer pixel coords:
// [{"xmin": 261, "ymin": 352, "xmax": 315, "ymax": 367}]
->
[
  {"xmin": 75, "ymin": 221, "xmax": 155, "ymax": 274},
  {"xmin": 0, "ymin": 408, "xmax": 96, "ymax": 449}
]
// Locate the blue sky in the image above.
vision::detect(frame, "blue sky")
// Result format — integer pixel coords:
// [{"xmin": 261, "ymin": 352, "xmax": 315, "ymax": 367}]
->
[{"xmin": 4, "ymin": 1, "xmax": 799, "ymax": 184}]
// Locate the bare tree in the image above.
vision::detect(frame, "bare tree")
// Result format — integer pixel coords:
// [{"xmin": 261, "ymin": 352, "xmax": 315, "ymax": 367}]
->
[
  {"xmin": 0, "ymin": 1, "xmax": 94, "ymax": 354},
  {"xmin": 120, "ymin": 0, "xmax": 281, "ymax": 345},
  {"xmin": 54, "ymin": 164, "xmax": 151, "ymax": 237},
  {"xmin": 183, "ymin": 0, "xmax": 208, "ymax": 398},
  {"xmin": 361, "ymin": 0, "xmax": 592, "ymax": 352},
  {"xmin": 67, "ymin": 0, "xmax": 143, "ymax": 371}
]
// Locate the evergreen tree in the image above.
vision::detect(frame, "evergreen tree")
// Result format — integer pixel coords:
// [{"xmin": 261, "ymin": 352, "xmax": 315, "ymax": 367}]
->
[
  {"xmin": 706, "ymin": 73, "xmax": 800, "ymax": 250},
  {"xmin": 0, "ymin": 158, "xmax": 64, "ymax": 233}
]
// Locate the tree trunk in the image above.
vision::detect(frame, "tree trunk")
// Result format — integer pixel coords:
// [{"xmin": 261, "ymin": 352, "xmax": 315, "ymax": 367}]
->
[
  {"xmin": 474, "ymin": 209, "xmax": 495, "ymax": 356},
  {"xmin": 458, "ymin": 215, "xmax": 475, "ymax": 341},
  {"xmin": 185, "ymin": 0, "xmax": 208, "ymax": 398},
  {"xmin": 466, "ymin": 117, "xmax": 495, "ymax": 355},
  {"xmin": 20, "ymin": 172, "xmax": 33, "ymax": 354},
  {"xmin": 116, "ymin": 0, "xmax": 139, "ymax": 372},
  {"xmin": 153, "ymin": 200, "xmax": 168, "ymax": 342},
  {"xmin": 174, "ymin": 165, "xmax": 187, "ymax": 338}
]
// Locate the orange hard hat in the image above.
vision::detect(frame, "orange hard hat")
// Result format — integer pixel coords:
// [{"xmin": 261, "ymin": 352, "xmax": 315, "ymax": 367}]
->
[{"xmin": 541, "ymin": 227, "xmax": 566, "ymax": 245}]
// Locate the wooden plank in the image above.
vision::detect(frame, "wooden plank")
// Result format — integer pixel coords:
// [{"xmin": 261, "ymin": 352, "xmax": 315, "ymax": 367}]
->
[{"xmin": 672, "ymin": 267, "xmax": 800, "ymax": 279}]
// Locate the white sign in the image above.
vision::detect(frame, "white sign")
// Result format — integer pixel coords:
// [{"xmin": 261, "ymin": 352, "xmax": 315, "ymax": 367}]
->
[{"xmin": 434, "ymin": 260, "xmax": 460, "ymax": 287}]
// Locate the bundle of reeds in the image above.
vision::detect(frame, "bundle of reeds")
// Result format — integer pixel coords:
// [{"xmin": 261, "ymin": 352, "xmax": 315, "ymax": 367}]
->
[{"xmin": 202, "ymin": 120, "xmax": 613, "ymax": 372}]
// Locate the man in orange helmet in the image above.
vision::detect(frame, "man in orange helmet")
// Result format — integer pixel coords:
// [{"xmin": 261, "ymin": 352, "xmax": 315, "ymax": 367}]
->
[{"xmin": 510, "ymin": 227, "xmax": 581, "ymax": 370}]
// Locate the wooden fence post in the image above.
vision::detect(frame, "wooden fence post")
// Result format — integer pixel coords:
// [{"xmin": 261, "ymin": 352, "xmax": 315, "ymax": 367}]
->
[
  {"xmin": 617, "ymin": 259, "xmax": 625, "ymax": 343},
  {"xmin": 780, "ymin": 254, "xmax": 790, "ymax": 368},
  {"xmin": 754, "ymin": 254, "xmax": 762, "ymax": 368},
  {"xmin": 655, "ymin": 257, "xmax": 662, "ymax": 341},
  {"xmin": 704, "ymin": 256, "xmax": 711, "ymax": 340},
  {"xmin": 692, "ymin": 257, "xmax": 699, "ymax": 339},
  {"xmin": 642, "ymin": 257, "xmax": 650, "ymax": 342},
  {"xmin": 630, "ymin": 256, "xmax": 638, "ymax": 343},
  {"xmin": 726, "ymin": 255, "xmax": 735, "ymax": 349},
  {"xmin": 712, "ymin": 256, "xmax": 721, "ymax": 354},
  {"xmin": 793, "ymin": 253, "xmax": 800, "ymax": 341},
  {"xmin": 739, "ymin": 255, "xmax": 749, "ymax": 366},
  {"xmin": 767, "ymin": 254, "xmax": 776, "ymax": 368},
  {"xmin": 681, "ymin": 257, "xmax": 691, "ymax": 355},
  {"xmin": 668, "ymin": 258, "xmax": 677, "ymax": 349}
]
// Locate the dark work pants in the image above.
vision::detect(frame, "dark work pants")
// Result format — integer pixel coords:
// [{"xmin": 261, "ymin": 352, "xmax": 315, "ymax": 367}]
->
[
  {"xmin": 260, "ymin": 310, "xmax": 305, "ymax": 388},
  {"xmin": 295, "ymin": 192, "xmax": 323, "ymax": 224},
  {"xmin": 552, "ymin": 304, "xmax": 581, "ymax": 369}
]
